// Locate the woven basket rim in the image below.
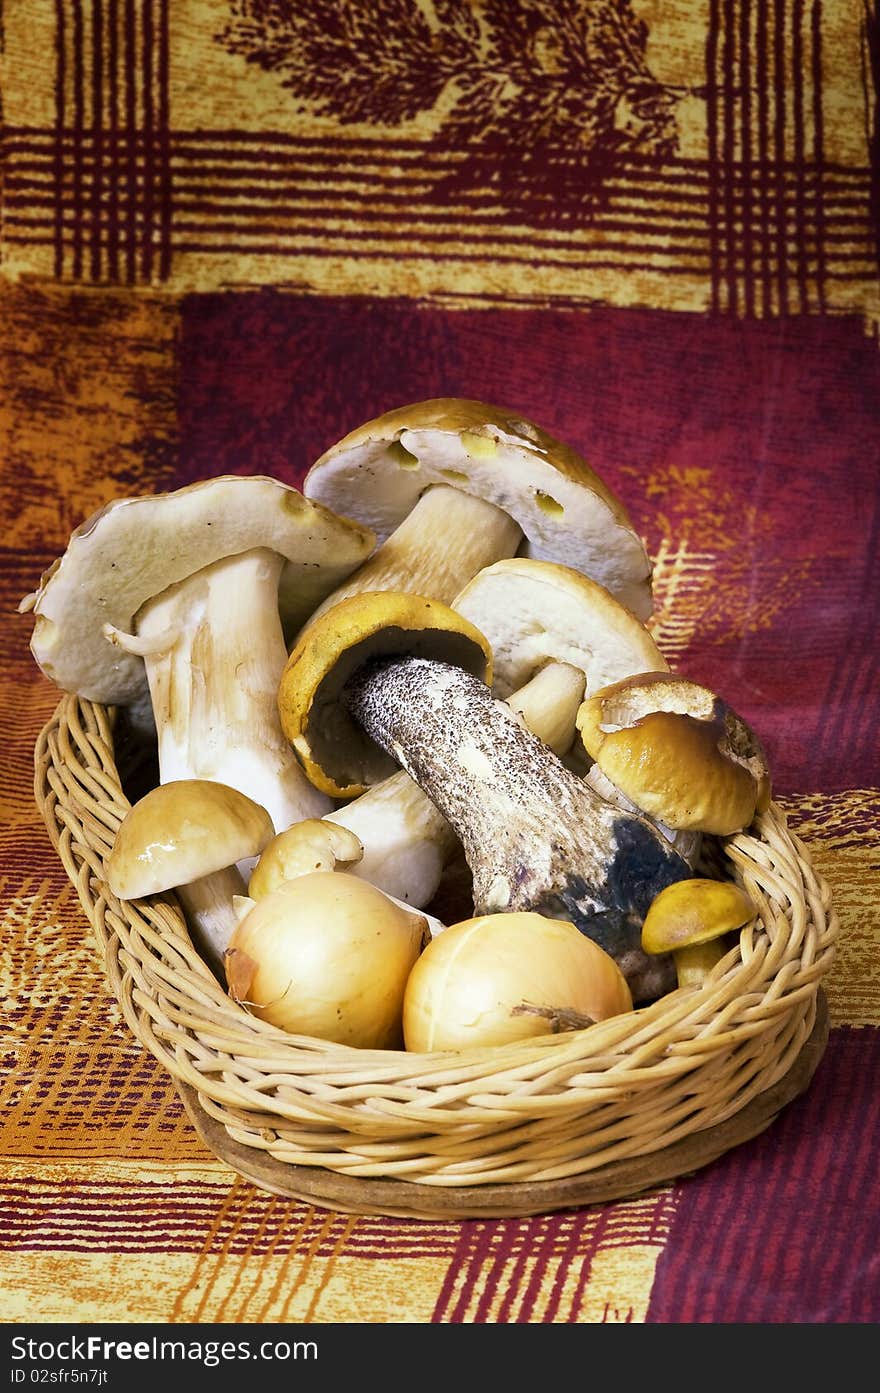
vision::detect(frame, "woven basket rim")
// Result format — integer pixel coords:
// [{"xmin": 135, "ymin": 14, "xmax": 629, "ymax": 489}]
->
[{"xmin": 34, "ymin": 692, "xmax": 840, "ymax": 1201}]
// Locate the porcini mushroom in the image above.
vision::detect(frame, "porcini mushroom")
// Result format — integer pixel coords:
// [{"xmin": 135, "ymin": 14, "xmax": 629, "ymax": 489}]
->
[
  {"xmin": 302, "ymin": 398, "xmax": 655, "ymax": 623},
  {"xmin": 319, "ymin": 556, "xmax": 667, "ymax": 910},
  {"xmin": 278, "ymin": 592, "xmax": 693, "ymax": 1003},
  {"xmin": 322, "ymin": 655, "xmax": 587, "ymax": 908},
  {"xmin": 243, "ymin": 816, "xmax": 446, "ymax": 936},
  {"xmin": 575, "ymin": 672, "xmax": 773, "ymax": 862},
  {"xmin": 19, "ymin": 476, "xmax": 376, "ymax": 833},
  {"xmin": 453, "ymin": 557, "xmax": 669, "ymax": 703},
  {"xmin": 248, "ymin": 817, "xmax": 365, "ymax": 897},
  {"xmin": 641, "ymin": 877, "xmax": 757, "ymax": 989},
  {"xmin": 106, "ymin": 778, "xmax": 275, "ymax": 977}
]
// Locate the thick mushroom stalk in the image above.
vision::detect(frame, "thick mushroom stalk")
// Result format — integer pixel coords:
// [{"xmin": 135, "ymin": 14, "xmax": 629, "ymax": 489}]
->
[
  {"xmin": 324, "ymin": 659, "xmax": 586, "ymax": 908},
  {"xmin": 304, "ymin": 484, "xmax": 522, "ymax": 626},
  {"xmin": 342, "ymin": 656, "xmax": 692, "ymax": 1003},
  {"xmin": 106, "ymin": 547, "xmax": 331, "ymax": 834}
]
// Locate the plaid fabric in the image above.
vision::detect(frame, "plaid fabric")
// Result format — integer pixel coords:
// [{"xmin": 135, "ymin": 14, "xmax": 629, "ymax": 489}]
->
[{"xmin": 2, "ymin": 0, "xmax": 878, "ymax": 1325}]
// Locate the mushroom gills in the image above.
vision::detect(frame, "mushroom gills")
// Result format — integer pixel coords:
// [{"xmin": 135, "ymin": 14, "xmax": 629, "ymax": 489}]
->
[{"xmin": 342, "ymin": 656, "xmax": 692, "ymax": 1003}]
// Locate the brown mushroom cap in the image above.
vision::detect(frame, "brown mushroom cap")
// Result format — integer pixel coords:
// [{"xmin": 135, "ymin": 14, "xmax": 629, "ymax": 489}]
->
[
  {"xmin": 303, "ymin": 399, "xmax": 654, "ymax": 620},
  {"xmin": 576, "ymin": 672, "xmax": 772, "ymax": 836},
  {"xmin": 107, "ymin": 779, "xmax": 275, "ymax": 900},
  {"xmin": 641, "ymin": 878, "xmax": 756, "ymax": 955},
  {"xmin": 277, "ymin": 591, "xmax": 493, "ymax": 799},
  {"xmin": 248, "ymin": 819, "xmax": 364, "ymax": 898},
  {"xmin": 18, "ymin": 475, "xmax": 376, "ymax": 706}
]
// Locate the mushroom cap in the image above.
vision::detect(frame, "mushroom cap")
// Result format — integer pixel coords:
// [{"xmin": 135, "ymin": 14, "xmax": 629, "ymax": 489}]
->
[
  {"xmin": 248, "ymin": 818, "xmax": 364, "ymax": 898},
  {"xmin": 576, "ymin": 672, "xmax": 772, "ymax": 836},
  {"xmin": 641, "ymin": 878, "xmax": 756, "ymax": 955},
  {"xmin": 303, "ymin": 399, "xmax": 654, "ymax": 620},
  {"xmin": 19, "ymin": 475, "xmax": 377, "ymax": 706},
  {"xmin": 277, "ymin": 590, "xmax": 493, "ymax": 799},
  {"xmin": 452, "ymin": 556, "xmax": 668, "ymax": 702},
  {"xmin": 107, "ymin": 779, "xmax": 275, "ymax": 900}
]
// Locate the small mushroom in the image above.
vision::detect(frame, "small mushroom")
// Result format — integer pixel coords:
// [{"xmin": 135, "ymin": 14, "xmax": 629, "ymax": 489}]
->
[
  {"xmin": 249, "ymin": 818, "xmax": 365, "ymax": 896},
  {"xmin": 320, "ymin": 555, "xmax": 668, "ymax": 910},
  {"xmin": 302, "ymin": 398, "xmax": 655, "ymax": 623},
  {"xmin": 106, "ymin": 778, "xmax": 275, "ymax": 978},
  {"xmin": 244, "ymin": 816, "xmax": 447, "ymax": 936},
  {"xmin": 278, "ymin": 592, "xmax": 692, "ymax": 1003},
  {"xmin": 19, "ymin": 476, "xmax": 376, "ymax": 833},
  {"xmin": 641, "ymin": 877, "xmax": 757, "ymax": 989},
  {"xmin": 575, "ymin": 672, "xmax": 772, "ymax": 865}
]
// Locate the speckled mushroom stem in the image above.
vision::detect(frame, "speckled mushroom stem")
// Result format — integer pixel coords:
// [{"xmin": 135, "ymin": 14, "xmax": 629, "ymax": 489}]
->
[{"xmin": 343, "ymin": 657, "xmax": 692, "ymax": 1003}]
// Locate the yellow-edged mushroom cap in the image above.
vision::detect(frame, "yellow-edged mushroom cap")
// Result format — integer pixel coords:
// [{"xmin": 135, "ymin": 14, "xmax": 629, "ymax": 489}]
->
[
  {"xmin": 576, "ymin": 672, "xmax": 772, "ymax": 836},
  {"xmin": 278, "ymin": 590, "xmax": 493, "ymax": 799},
  {"xmin": 641, "ymin": 877, "xmax": 756, "ymax": 956},
  {"xmin": 107, "ymin": 779, "xmax": 275, "ymax": 900}
]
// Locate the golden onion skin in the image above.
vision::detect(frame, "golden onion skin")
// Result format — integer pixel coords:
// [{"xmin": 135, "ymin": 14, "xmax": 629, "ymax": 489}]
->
[{"xmin": 403, "ymin": 910, "xmax": 632, "ymax": 1053}]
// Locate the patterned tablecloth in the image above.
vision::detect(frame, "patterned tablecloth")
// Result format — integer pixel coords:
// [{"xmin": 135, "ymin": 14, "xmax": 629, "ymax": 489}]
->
[{"xmin": 2, "ymin": 0, "xmax": 878, "ymax": 1326}]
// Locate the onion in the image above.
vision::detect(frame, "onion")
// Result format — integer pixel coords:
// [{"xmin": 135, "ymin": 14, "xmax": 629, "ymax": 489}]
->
[
  {"xmin": 402, "ymin": 911, "xmax": 633, "ymax": 1052},
  {"xmin": 224, "ymin": 870, "xmax": 429, "ymax": 1049}
]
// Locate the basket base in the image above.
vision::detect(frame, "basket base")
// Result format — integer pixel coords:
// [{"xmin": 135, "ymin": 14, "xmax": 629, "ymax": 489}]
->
[{"xmin": 177, "ymin": 991, "xmax": 830, "ymax": 1220}]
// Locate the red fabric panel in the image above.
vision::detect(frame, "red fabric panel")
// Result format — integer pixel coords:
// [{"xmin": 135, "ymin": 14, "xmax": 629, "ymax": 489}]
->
[
  {"xmin": 647, "ymin": 1026, "xmax": 880, "ymax": 1323},
  {"xmin": 178, "ymin": 295, "xmax": 880, "ymax": 795}
]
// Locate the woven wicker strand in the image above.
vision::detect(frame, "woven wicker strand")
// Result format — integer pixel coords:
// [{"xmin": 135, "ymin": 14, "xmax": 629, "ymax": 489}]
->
[{"xmin": 34, "ymin": 694, "xmax": 840, "ymax": 1213}]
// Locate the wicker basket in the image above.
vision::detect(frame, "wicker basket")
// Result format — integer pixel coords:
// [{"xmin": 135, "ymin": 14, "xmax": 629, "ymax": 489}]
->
[{"xmin": 35, "ymin": 693, "xmax": 839, "ymax": 1220}]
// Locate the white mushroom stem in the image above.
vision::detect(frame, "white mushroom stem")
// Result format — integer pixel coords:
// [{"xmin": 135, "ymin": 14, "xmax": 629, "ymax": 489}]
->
[
  {"xmin": 304, "ymin": 484, "xmax": 523, "ymax": 625},
  {"xmin": 505, "ymin": 661, "xmax": 586, "ymax": 758},
  {"xmin": 342, "ymin": 656, "xmax": 693, "ymax": 1002},
  {"xmin": 325, "ymin": 660, "xmax": 586, "ymax": 908},
  {"xmin": 105, "ymin": 547, "xmax": 332, "ymax": 834},
  {"xmin": 176, "ymin": 866, "xmax": 248, "ymax": 979}
]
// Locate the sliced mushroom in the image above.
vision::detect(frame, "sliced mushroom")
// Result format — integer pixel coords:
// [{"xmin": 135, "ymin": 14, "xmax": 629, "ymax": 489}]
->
[
  {"xmin": 575, "ymin": 672, "xmax": 773, "ymax": 866},
  {"xmin": 278, "ymin": 593, "xmax": 692, "ymax": 1003},
  {"xmin": 106, "ymin": 778, "xmax": 275, "ymax": 978},
  {"xmin": 19, "ymin": 476, "xmax": 376, "ymax": 833},
  {"xmin": 302, "ymin": 398, "xmax": 655, "ymax": 623}
]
